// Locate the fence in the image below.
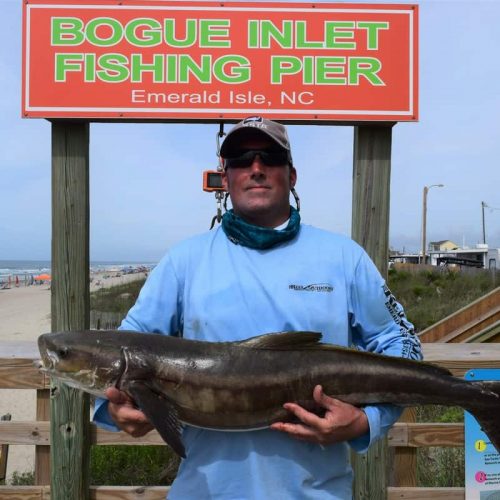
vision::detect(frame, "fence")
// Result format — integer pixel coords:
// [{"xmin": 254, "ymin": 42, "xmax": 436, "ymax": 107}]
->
[
  {"xmin": 89, "ymin": 311, "xmax": 124, "ymax": 331},
  {"xmin": 1, "ymin": 341, "xmax": 500, "ymax": 498}
]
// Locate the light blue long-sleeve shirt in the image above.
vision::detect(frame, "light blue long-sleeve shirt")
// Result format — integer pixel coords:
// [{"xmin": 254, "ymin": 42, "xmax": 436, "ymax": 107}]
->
[{"xmin": 94, "ymin": 224, "xmax": 422, "ymax": 499}]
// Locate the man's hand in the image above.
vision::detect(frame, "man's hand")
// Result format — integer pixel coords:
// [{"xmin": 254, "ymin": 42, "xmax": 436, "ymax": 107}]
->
[
  {"xmin": 270, "ymin": 385, "xmax": 369, "ymax": 445},
  {"xmin": 105, "ymin": 387, "xmax": 154, "ymax": 438}
]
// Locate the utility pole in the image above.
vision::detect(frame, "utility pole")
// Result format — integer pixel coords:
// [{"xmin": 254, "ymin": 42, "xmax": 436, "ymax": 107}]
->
[
  {"xmin": 482, "ymin": 201, "xmax": 488, "ymax": 245},
  {"xmin": 421, "ymin": 184, "xmax": 444, "ymax": 265}
]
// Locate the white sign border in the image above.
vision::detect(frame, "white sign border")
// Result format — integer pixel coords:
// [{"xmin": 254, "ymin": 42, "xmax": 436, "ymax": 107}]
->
[{"xmin": 24, "ymin": 2, "xmax": 416, "ymax": 119}]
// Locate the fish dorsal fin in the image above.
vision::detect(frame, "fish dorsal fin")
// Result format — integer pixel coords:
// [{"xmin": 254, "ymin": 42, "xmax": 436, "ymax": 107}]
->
[{"xmin": 238, "ymin": 331, "xmax": 323, "ymax": 350}]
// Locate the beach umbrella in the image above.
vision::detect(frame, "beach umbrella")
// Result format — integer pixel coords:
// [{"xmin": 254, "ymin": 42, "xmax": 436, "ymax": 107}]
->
[{"xmin": 34, "ymin": 274, "xmax": 51, "ymax": 281}]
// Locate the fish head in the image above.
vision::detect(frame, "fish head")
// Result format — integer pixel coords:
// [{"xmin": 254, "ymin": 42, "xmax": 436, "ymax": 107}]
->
[{"xmin": 37, "ymin": 331, "xmax": 125, "ymax": 396}]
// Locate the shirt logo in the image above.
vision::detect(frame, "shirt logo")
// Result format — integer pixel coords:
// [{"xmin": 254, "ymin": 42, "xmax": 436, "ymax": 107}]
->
[{"xmin": 289, "ymin": 283, "xmax": 334, "ymax": 293}]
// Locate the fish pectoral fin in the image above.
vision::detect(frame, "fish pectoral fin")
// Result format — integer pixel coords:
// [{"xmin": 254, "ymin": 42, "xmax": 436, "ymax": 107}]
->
[
  {"xmin": 126, "ymin": 380, "xmax": 186, "ymax": 459},
  {"xmin": 238, "ymin": 331, "xmax": 323, "ymax": 350}
]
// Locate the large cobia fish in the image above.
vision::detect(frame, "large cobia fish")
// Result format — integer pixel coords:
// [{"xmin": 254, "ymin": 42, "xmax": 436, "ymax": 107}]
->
[{"xmin": 38, "ymin": 330, "xmax": 500, "ymax": 458}]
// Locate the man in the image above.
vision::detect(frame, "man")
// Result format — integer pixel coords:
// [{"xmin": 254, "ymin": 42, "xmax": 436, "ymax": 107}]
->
[{"xmin": 94, "ymin": 116, "xmax": 422, "ymax": 499}]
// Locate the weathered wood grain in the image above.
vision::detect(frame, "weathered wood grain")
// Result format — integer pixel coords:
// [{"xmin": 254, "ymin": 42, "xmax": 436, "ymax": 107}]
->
[
  {"xmin": 388, "ymin": 423, "xmax": 464, "ymax": 447},
  {"xmin": 89, "ymin": 486, "xmax": 170, "ymax": 499},
  {"xmin": 0, "ymin": 358, "xmax": 47, "ymax": 389},
  {"xmin": 51, "ymin": 121, "xmax": 90, "ymax": 500},
  {"xmin": 0, "ymin": 421, "xmax": 467, "ymax": 448},
  {"xmin": 35, "ymin": 389, "xmax": 50, "ymax": 485},
  {"xmin": 351, "ymin": 124, "xmax": 394, "ymax": 500},
  {"xmin": 387, "ymin": 487, "xmax": 464, "ymax": 499},
  {"xmin": 422, "ymin": 343, "xmax": 500, "ymax": 376},
  {"xmin": 0, "ymin": 485, "xmax": 51, "ymax": 499},
  {"xmin": 0, "ymin": 486, "xmax": 169, "ymax": 499},
  {"xmin": 391, "ymin": 408, "xmax": 417, "ymax": 487}
]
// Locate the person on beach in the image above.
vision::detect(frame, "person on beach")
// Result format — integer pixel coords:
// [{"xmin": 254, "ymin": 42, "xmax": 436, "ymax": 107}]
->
[{"xmin": 93, "ymin": 116, "xmax": 422, "ymax": 499}]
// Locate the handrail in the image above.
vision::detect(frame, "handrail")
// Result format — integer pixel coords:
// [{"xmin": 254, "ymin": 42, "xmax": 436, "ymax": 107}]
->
[{"xmin": 4, "ymin": 341, "xmax": 500, "ymax": 382}]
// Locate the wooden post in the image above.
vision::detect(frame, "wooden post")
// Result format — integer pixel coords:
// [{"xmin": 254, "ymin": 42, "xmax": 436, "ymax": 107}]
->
[
  {"xmin": 35, "ymin": 389, "xmax": 50, "ymax": 484},
  {"xmin": 0, "ymin": 414, "xmax": 11, "ymax": 481},
  {"xmin": 351, "ymin": 124, "xmax": 393, "ymax": 499},
  {"xmin": 351, "ymin": 125, "xmax": 393, "ymax": 275},
  {"xmin": 392, "ymin": 408, "xmax": 417, "ymax": 487},
  {"xmin": 50, "ymin": 121, "xmax": 90, "ymax": 500}
]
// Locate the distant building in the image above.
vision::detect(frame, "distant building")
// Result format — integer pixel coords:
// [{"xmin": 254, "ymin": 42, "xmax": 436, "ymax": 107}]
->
[
  {"xmin": 429, "ymin": 240, "xmax": 459, "ymax": 252},
  {"xmin": 429, "ymin": 242, "xmax": 489, "ymax": 268},
  {"xmin": 389, "ymin": 250, "xmax": 420, "ymax": 265},
  {"xmin": 487, "ymin": 248, "xmax": 500, "ymax": 269},
  {"xmin": 389, "ymin": 243, "xmax": 500, "ymax": 269}
]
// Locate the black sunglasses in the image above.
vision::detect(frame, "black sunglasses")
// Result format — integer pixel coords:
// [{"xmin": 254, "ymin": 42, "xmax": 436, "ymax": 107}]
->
[{"xmin": 224, "ymin": 149, "xmax": 289, "ymax": 169}]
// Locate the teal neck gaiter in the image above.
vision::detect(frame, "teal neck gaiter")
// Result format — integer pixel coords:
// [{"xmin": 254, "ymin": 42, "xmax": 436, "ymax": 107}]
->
[{"xmin": 221, "ymin": 207, "xmax": 301, "ymax": 250}]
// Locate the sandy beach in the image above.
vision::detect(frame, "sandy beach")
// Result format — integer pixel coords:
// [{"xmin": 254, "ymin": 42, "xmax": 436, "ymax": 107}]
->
[{"xmin": 0, "ymin": 269, "xmax": 148, "ymax": 482}]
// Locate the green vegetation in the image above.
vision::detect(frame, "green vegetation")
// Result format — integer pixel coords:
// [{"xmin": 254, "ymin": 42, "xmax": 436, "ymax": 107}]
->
[
  {"xmin": 90, "ymin": 279, "xmax": 145, "ymax": 313},
  {"xmin": 11, "ymin": 471, "xmax": 35, "ymax": 485},
  {"xmin": 90, "ymin": 446, "xmax": 180, "ymax": 486},
  {"xmin": 388, "ymin": 267, "xmax": 498, "ymax": 331},
  {"xmin": 416, "ymin": 406, "xmax": 464, "ymax": 487}
]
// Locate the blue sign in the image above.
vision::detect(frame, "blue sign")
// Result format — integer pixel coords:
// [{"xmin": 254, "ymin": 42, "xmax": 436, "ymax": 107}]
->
[{"xmin": 465, "ymin": 369, "xmax": 500, "ymax": 500}]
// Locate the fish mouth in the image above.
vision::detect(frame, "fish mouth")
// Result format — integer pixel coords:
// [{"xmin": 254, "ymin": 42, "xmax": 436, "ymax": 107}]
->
[
  {"xmin": 36, "ymin": 349, "xmax": 60, "ymax": 374},
  {"xmin": 35, "ymin": 359, "xmax": 55, "ymax": 376}
]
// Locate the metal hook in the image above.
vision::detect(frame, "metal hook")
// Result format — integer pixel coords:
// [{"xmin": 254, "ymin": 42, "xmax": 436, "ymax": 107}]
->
[
  {"xmin": 291, "ymin": 187, "xmax": 301, "ymax": 212},
  {"xmin": 216, "ymin": 122, "xmax": 226, "ymax": 159},
  {"xmin": 210, "ymin": 123, "xmax": 228, "ymax": 229},
  {"xmin": 210, "ymin": 191, "xmax": 225, "ymax": 229}
]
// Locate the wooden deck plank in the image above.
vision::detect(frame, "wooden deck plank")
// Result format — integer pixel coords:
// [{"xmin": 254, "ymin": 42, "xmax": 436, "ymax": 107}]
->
[
  {"xmin": 387, "ymin": 487, "xmax": 464, "ymax": 499},
  {"xmin": 0, "ymin": 486, "xmax": 169, "ymax": 499}
]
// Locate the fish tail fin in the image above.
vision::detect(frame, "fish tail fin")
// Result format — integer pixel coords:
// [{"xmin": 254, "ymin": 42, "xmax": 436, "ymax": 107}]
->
[{"xmin": 467, "ymin": 381, "xmax": 500, "ymax": 454}]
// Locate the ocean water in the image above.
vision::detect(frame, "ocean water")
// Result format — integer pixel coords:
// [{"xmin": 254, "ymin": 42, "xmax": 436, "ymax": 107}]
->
[{"xmin": 0, "ymin": 260, "xmax": 155, "ymax": 282}]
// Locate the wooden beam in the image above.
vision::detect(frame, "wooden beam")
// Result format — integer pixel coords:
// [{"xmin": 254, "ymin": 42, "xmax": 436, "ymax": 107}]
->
[
  {"xmin": 388, "ymin": 423, "xmax": 464, "ymax": 448},
  {"xmin": 351, "ymin": 125, "xmax": 393, "ymax": 499},
  {"xmin": 387, "ymin": 487, "xmax": 464, "ymax": 499},
  {"xmin": 0, "ymin": 358, "xmax": 47, "ymax": 389},
  {"xmin": 0, "ymin": 421, "xmax": 467, "ymax": 448},
  {"xmin": 0, "ymin": 485, "xmax": 170, "ymax": 499},
  {"xmin": 50, "ymin": 121, "xmax": 90, "ymax": 500},
  {"xmin": 421, "ymin": 343, "xmax": 500, "ymax": 376}
]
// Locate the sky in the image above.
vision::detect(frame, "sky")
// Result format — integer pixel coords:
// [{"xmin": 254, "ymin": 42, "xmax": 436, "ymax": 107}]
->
[{"xmin": 1, "ymin": 0, "xmax": 499, "ymax": 262}]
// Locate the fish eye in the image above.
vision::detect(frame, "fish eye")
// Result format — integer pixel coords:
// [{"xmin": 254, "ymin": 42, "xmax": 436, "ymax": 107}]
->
[{"xmin": 58, "ymin": 347, "xmax": 69, "ymax": 358}]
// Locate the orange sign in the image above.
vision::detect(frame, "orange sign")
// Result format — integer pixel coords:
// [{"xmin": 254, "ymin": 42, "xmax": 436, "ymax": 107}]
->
[{"xmin": 22, "ymin": 1, "xmax": 418, "ymax": 121}]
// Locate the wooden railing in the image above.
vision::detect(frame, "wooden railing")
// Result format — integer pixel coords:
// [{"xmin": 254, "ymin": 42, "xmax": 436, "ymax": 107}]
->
[
  {"xmin": 419, "ymin": 287, "xmax": 500, "ymax": 343},
  {"xmin": 2, "ymin": 342, "xmax": 500, "ymax": 499}
]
